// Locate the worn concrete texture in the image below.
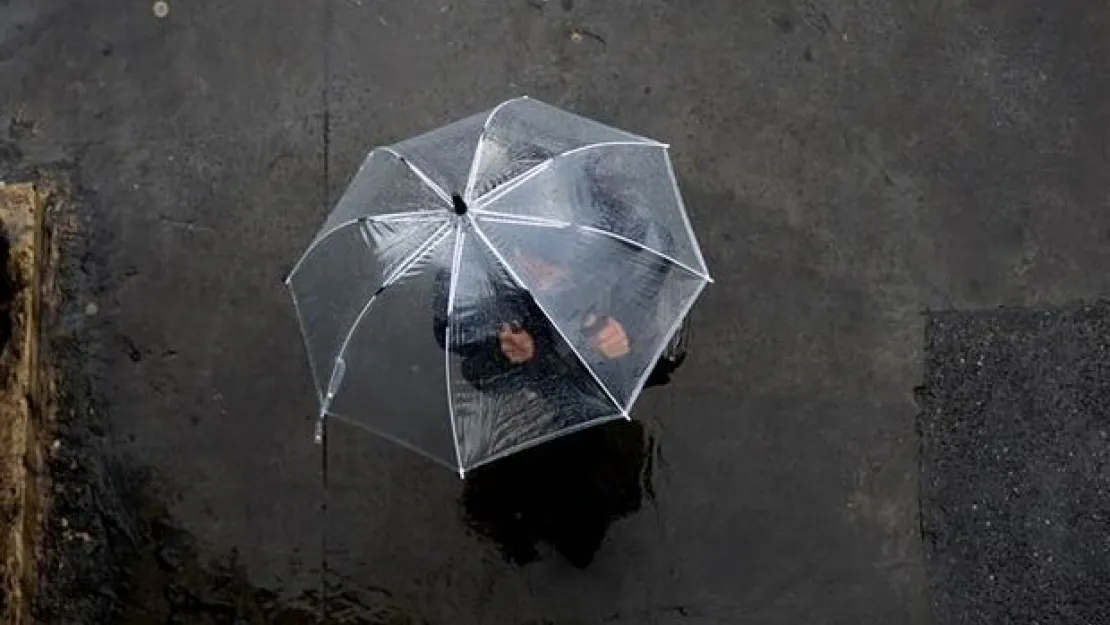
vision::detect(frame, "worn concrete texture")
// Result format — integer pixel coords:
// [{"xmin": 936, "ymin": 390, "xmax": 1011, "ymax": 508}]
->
[{"xmin": 2, "ymin": 0, "xmax": 1110, "ymax": 622}]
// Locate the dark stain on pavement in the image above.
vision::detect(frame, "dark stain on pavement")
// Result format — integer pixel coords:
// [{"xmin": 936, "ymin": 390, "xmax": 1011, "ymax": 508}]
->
[
  {"xmin": 114, "ymin": 473, "xmax": 390, "ymax": 625},
  {"xmin": 461, "ymin": 419, "xmax": 653, "ymax": 568}
]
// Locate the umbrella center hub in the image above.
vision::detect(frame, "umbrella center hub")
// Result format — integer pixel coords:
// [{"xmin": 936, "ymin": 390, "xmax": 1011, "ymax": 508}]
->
[{"xmin": 451, "ymin": 194, "xmax": 468, "ymax": 216}]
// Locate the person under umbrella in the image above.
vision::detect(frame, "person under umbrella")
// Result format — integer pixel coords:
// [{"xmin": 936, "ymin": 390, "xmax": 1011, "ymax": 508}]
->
[
  {"xmin": 432, "ymin": 170, "xmax": 686, "ymax": 453},
  {"xmin": 286, "ymin": 96, "xmax": 710, "ymax": 474}
]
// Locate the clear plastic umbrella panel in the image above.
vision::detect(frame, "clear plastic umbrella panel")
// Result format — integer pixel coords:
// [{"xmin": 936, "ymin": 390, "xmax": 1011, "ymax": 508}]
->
[{"xmin": 286, "ymin": 97, "xmax": 712, "ymax": 476}]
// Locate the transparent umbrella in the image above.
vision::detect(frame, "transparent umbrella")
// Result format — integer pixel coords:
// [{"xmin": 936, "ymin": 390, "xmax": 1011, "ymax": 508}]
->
[{"xmin": 286, "ymin": 97, "xmax": 712, "ymax": 476}]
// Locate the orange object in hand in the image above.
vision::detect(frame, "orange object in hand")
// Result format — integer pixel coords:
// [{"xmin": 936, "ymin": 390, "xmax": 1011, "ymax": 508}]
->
[
  {"xmin": 590, "ymin": 317, "xmax": 630, "ymax": 359},
  {"xmin": 499, "ymin": 322, "xmax": 536, "ymax": 363}
]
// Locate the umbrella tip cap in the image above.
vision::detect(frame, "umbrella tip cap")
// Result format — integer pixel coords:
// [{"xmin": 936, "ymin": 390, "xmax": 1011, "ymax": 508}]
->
[{"xmin": 451, "ymin": 194, "xmax": 468, "ymax": 216}]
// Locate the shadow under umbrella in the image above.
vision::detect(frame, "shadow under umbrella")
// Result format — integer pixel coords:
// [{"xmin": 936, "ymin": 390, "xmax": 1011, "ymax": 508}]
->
[
  {"xmin": 457, "ymin": 307, "xmax": 690, "ymax": 569},
  {"xmin": 460, "ymin": 418, "xmax": 655, "ymax": 568}
]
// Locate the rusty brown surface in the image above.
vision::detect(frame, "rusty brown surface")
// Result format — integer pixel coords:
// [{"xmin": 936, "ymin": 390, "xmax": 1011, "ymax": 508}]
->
[{"xmin": 0, "ymin": 182, "xmax": 57, "ymax": 625}]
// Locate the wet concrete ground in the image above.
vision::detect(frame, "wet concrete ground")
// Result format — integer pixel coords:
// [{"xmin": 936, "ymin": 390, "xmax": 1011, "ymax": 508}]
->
[{"xmin": 2, "ymin": 0, "xmax": 1110, "ymax": 622}]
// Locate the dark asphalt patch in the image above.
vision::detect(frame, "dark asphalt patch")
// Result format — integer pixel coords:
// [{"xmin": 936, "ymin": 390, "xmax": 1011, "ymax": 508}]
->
[{"xmin": 920, "ymin": 302, "xmax": 1110, "ymax": 624}]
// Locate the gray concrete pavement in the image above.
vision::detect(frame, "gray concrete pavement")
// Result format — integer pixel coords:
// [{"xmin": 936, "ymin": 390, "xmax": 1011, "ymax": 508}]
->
[{"xmin": 3, "ymin": 0, "xmax": 1110, "ymax": 622}]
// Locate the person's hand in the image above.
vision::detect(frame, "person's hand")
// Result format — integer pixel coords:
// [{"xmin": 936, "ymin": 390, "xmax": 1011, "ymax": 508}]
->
[
  {"xmin": 590, "ymin": 317, "xmax": 630, "ymax": 359},
  {"xmin": 499, "ymin": 323, "xmax": 535, "ymax": 363}
]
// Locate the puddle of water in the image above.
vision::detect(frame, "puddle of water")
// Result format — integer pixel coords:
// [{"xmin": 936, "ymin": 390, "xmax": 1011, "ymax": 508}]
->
[{"xmin": 108, "ymin": 468, "xmax": 412, "ymax": 624}]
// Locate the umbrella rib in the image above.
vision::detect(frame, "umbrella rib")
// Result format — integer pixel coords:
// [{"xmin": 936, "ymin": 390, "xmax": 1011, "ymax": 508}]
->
[
  {"xmin": 285, "ymin": 214, "xmax": 449, "ymax": 284},
  {"xmin": 464, "ymin": 413, "xmax": 628, "ymax": 473},
  {"xmin": 463, "ymin": 96, "xmax": 527, "ymax": 202},
  {"xmin": 467, "ymin": 218, "xmax": 627, "ymax": 417},
  {"xmin": 381, "ymin": 147, "xmax": 453, "ymax": 206},
  {"xmin": 662, "ymin": 149, "xmax": 711, "ymax": 276},
  {"xmin": 472, "ymin": 161, "xmax": 552, "ymax": 209},
  {"xmin": 285, "ymin": 220, "xmax": 359, "ymax": 283},
  {"xmin": 367, "ymin": 211, "xmax": 451, "ymax": 223},
  {"xmin": 621, "ymin": 278, "xmax": 710, "ymax": 414},
  {"xmin": 556, "ymin": 139, "xmax": 669, "ymax": 160},
  {"xmin": 578, "ymin": 225, "xmax": 713, "ymax": 282},
  {"xmin": 470, "ymin": 209, "xmax": 569, "ymax": 228},
  {"xmin": 471, "ymin": 140, "xmax": 667, "ymax": 208},
  {"xmin": 469, "ymin": 210, "xmax": 712, "ymax": 282},
  {"xmin": 444, "ymin": 225, "xmax": 466, "ymax": 477},
  {"xmin": 322, "ymin": 222, "xmax": 453, "ymax": 413},
  {"xmin": 325, "ymin": 411, "xmax": 460, "ymax": 473},
  {"xmin": 287, "ymin": 287, "xmax": 325, "ymax": 406}
]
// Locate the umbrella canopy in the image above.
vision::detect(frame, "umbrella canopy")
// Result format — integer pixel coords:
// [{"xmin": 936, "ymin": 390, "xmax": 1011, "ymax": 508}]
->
[{"xmin": 286, "ymin": 97, "xmax": 711, "ymax": 475}]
